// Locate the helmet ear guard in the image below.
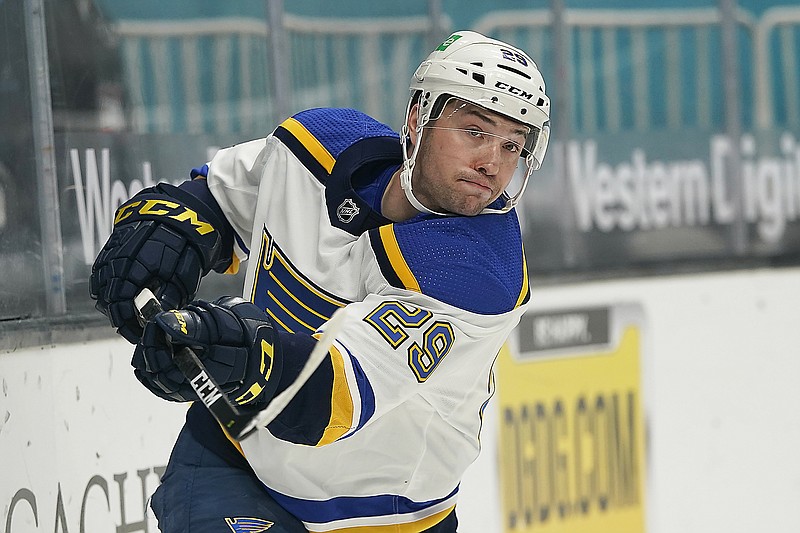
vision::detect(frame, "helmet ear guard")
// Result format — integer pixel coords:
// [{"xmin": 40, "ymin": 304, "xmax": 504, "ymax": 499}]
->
[{"xmin": 400, "ymin": 31, "xmax": 551, "ymax": 215}]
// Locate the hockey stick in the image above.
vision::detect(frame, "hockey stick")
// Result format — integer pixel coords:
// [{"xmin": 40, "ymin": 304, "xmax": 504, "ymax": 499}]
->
[{"xmin": 134, "ymin": 288, "xmax": 346, "ymax": 440}]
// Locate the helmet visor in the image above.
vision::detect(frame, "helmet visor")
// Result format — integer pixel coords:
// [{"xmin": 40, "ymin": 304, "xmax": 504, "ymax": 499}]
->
[
  {"xmin": 429, "ymin": 95, "xmax": 549, "ymax": 170},
  {"xmin": 524, "ymin": 122, "xmax": 549, "ymax": 170}
]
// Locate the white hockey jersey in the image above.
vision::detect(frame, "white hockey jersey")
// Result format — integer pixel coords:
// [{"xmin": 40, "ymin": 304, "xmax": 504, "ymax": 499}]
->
[{"xmin": 203, "ymin": 108, "xmax": 530, "ymax": 532}]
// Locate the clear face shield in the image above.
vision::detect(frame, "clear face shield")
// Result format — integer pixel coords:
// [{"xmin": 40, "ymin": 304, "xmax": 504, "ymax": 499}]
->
[
  {"xmin": 523, "ymin": 122, "xmax": 550, "ymax": 172},
  {"xmin": 489, "ymin": 120, "xmax": 550, "ymax": 214},
  {"xmin": 434, "ymin": 97, "xmax": 549, "ymax": 164}
]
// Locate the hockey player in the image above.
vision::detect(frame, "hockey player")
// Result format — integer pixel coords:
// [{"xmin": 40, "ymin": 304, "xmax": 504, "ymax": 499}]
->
[{"xmin": 90, "ymin": 31, "xmax": 550, "ymax": 532}]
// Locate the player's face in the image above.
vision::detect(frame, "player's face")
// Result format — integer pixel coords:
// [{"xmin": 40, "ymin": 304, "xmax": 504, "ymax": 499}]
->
[{"xmin": 409, "ymin": 99, "xmax": 527, "ymax": 216}]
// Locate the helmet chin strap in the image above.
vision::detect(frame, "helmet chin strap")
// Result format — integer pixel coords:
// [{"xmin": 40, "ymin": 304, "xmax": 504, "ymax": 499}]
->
[{"xmin": 399, "ymin": 123, "xmax": 452, "ymax": 217}]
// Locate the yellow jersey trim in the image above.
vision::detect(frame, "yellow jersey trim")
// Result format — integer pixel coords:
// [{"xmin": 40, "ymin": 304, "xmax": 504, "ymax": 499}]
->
[
  {"xmin": 224, "ymin": 253, "xmax": 240, "ymax": 275},
  {"xmin": 317, "ymin": 344, "xmax": 354, "ymax": 446},
  {"xmin": 378, "ymin": 225, "xmax": 420, "ymax": 292},
  {"xmin": 219, "ymin": 418, "xmax": 246, "ymax": 456},
  {"xmin": 514, "ymin": 246, "xmax": 530, "ymax": 309},
  {"xmin": 281, "ymin": 117, "xmax": 336, "ymax": 173}
]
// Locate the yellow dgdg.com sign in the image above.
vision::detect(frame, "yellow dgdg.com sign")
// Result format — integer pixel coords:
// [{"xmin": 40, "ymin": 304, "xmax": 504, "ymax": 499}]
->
[{"xmin": 497, "ymin": 304, "xmax": 646, "ymax": 533}]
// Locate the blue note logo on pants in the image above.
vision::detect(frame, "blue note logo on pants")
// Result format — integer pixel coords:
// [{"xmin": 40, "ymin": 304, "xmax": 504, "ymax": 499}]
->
[{"xmin": 225, "ymin": 517, "xmax": 274, "ymax": 532}]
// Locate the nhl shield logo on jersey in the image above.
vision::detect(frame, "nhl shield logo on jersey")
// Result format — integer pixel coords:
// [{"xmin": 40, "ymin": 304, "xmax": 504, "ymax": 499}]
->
[
  {"xmin": 337, "ymin": 198, "xmax": 360, "ymax": 223},
  {"xmin": 225, "ymin": 517, "xmax": 274, "ymax": 532}
]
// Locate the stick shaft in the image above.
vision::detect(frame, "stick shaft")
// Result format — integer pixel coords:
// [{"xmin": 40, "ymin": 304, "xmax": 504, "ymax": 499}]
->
[{"xmin": 135, "ymin": 289, "xmax": 250, "ymax": 436}]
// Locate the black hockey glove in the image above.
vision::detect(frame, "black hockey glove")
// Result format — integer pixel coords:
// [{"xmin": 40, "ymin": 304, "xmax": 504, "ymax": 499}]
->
[
  {"xmin": 132, "ymin": 296, "xmax": 283, "ymax": 410},
  {"xmin": 90, "ymin": 181, "xmax": 233, "ymax": 343}
]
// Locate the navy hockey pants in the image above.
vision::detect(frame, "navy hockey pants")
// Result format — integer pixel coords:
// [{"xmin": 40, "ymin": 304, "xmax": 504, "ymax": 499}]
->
[
  {"xmin": 149, "ymin": 424, "xmax": 459, "ymax": 532},
  {"xmin": 149, "ymin": 425, "xmax": 307, "ymax": 532}
]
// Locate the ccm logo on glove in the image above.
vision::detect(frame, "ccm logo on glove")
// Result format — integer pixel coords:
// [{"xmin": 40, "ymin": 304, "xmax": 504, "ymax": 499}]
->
[
  {"xmin": 114, "ymin": 198, "xmax": 216, "ymax": 235},
  {"xmin": 167, "ymin": 309, "xmax": 189, "ymax": 334}
]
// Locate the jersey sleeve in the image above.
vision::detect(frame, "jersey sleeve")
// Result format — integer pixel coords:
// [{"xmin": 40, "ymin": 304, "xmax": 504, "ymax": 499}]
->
[{"xmin": 204, "ymin": 137, "xmax": 270, "ymax": 261}]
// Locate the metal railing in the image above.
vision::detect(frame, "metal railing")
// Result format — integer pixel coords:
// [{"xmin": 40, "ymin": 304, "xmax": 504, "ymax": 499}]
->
[
  {"xmin": 112, "ymin": 6, "xmax": 800, "ymax": 136},
  {"xmin": 14, "ymin": 2, "xmax": 800, "ymax": 321},
  {"xmin": 754, "ymin": 7, "xmax": 800, "ymax": 130}
]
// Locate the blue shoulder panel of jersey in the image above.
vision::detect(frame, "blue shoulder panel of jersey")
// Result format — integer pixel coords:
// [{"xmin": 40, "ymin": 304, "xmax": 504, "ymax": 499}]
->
[
  {"xmin": 273, "ymin": 108, "xmax": 398, "ymax": 183},
  {"xmin": 291, "ymin": 108, "xmax": 398, "ymax": 157},
  {"xmin": 369, "ymin": 212, "xmax": 530, "ymax": 315}
]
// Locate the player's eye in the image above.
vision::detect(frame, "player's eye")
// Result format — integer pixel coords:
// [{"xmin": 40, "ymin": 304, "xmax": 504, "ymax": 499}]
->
[
  {"xmin": 465, "ymin": 128, "xmax": 485, "ymax": 139},
  {"xmin": 504, "ymin": 141, "xmax": 521, "ymax": 153}
]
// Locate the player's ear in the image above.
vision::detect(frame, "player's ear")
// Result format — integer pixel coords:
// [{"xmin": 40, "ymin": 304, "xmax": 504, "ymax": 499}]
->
[{"xmin": 407, "ymin": 103, "xmax": 421, "ymax": 146}]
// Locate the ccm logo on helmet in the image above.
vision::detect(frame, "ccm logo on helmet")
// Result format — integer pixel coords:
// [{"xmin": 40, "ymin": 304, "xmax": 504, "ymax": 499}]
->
[{"xmin": 495, "ymin": 81, "xmax": 535, "ymax": 100}]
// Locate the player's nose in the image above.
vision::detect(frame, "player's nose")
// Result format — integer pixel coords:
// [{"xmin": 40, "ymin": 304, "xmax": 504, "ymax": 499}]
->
[{"xmin": 474, "ymin": 142, "xmax": 501, "ymax": 176}]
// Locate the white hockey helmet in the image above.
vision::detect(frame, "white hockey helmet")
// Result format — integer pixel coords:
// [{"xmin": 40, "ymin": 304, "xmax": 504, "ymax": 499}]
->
[{"xmin": 400, "ymin": 30, "xmax": 551, "ymax": 215}]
